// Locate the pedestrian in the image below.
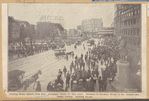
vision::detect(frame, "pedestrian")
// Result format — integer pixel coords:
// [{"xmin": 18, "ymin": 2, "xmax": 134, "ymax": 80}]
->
[
  {"xmin": 47, "ymin": 81, "xmax": 54, "ymax": 91},
  {"xmin": 83, "ymin": 61, "xmax": 85, "ymax": 71},
  {"xmin": 74, "ymin": 45, "xmax": 77, "ymax": 49},
  {"xmin": 36, "ymin": 81, "xmax": 41, "ymax": 92},
  {"xmin": 66, "ymin": 71, "xmax": 70, "ymax": 88},
  {"xmin": 72, "ymin": 52, "xmax": 74, "ymax": 58},
  {"xmin": 71, "ymin": 61, "xmax": 75, "ymax": 72},
  {"xmin": 75, "ymin": 59, "xmax": 78, "ymax": 69},
  {"xmin": 63, "ymin": 66, "xmax": 67, "ymax": 77},
  {"xmin": 81, "ymin": 53, "xmax": 83, "ymax": 59},
  {"xmin": 71, "ymin": 73, "xmax": 76, "ymax": 89},
  {"xmin": 92, "ymin": 69, "xmax": 95, "ymax": 77},
  {"xmin": 70, "ymin": 64, "xmax": 72, "ymax": 74},
  {"xmin": 84, "ymin": 46, "xmax": 85, "ymax": 50},
  {"xmin": 95, "ymin": 68, "xmax": 99, "ymax": 78},
  {"xmin": 85, "ymin": 54, "xmax": 88, "ymax": 62},
  {"xmin": 87, "ymin": 68, "xmax": 91, "ymax": 78},
  {"xmin": 66, "ymin": 54, "xmax": 68, "ymax": 60},
  {"xmin": 90, "ymin": 77, "xmax": 95, "ymax": 91},
  {"xmin": 80, "ymin": 60, "xmax": 83, "ymax": 70},
  {"xmin": 75, "ymin": 55, "xmax": 78, "ymax": 60},
  {"xmin": 98, "ymin": 77, "xmax": 103, "ymax": 92},
  {"xmin": 59, "ymin": 69, "xmax": 62, "ymax": 75}
]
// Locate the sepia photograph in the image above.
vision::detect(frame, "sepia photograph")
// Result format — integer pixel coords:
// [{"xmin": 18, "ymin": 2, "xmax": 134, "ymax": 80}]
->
[{"xmin": 7, "ymin": 3, "xmax": 142, "ymax": 93}]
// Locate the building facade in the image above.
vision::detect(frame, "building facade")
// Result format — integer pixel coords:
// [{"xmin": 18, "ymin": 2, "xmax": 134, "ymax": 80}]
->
[
  {"xmin": 81, "ymin": 18, "xmax": 103, "ymax": 32},
  {"xmin": 114, "ymin": 4, "xmax": 141, "ymax": 64},
  {"xmin": 39, "ymin": 15, "xmax": 65, "ymax": 28},
  {"xmin": 36, "ymin": 22, "xmax": 64, "ymax": 40},
  {"xmin": 8, "ymin": 16, "xmax": 21, "ymax": 43},
  {"xmin": 68, "ymin": 29, "xmax": 78, "ymax": 37}
]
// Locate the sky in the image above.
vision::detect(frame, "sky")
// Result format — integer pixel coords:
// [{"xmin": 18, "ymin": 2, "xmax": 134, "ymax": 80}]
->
[{"xmin": 8, "ymin": 3, "xmax": 115, "ymax": 30}]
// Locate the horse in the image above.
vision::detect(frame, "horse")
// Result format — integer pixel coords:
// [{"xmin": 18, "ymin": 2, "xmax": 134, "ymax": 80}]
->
[{"xmin": 21, "ymin": 70, "xmax": 42, "ymax": 91}]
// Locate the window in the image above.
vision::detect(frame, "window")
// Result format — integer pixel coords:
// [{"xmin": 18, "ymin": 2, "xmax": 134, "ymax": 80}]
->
[
  {"xmin": 135, "ymin": 10, "xmax": 137, "ymax": 15},
  {"xmin": 137, "ymin": 29, "xmax": 140, "ymax": 36},
  {"xmin": 134, "ymin": 40, "xmax": 136, "ymax": 45},
  {"xmin": 131, "ymin": 29, "xmax": 133, "ymax": 36},
  {"xmin": 131, "ymin": 39, "xmax": 132, "ymax": 44},
  {"xmin": 131, "ymin": 12, "xmax": 133, "ymax": 16},
  {"xmin": 134, "ymin": 19, "xmax": 136, "ymax": 24},
  {"xmin": 138, "ymin": 9, "xmax": 140, "ymax": 14},
  {"xmin": 131, "ymin": 20, "xmax": 133, "ymax": 25}
]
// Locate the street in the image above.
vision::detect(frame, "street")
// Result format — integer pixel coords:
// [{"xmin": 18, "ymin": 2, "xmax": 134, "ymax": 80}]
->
[
  {"xmin": 8, "ymin": 39, "xmax": 103, "ymax": 92},
  {"xmin": 8, "ymin": 38, "xmax": 141, "ymax": 92}
]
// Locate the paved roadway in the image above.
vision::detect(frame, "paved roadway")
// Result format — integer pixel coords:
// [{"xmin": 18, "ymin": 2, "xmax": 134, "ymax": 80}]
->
[
  {"xmin": 8, "ymin": 39, "xmax": 105, "ymax": 92},
  {"xmin": 8, "ymin": 38, "xmax": 141, "ymax": 92}
]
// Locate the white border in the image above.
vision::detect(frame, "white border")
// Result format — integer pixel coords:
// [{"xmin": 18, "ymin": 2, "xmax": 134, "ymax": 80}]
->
[
  {"xmin": 2, "ymin": 3, "xmax": 8, "ymax": 93},
  {"xmin": 2, "ymin": 3, "xmax": 147, "ymax": 98},
  {"xmin": 141, "ymin": 4, "xmax": 147, "ymax": 98}
]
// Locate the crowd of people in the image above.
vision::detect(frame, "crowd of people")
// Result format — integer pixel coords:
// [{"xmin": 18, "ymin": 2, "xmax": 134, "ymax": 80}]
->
[
  {"xmin": 9, "ymin": 41, "xmax": 65, "ymax": 60},
  {"xmin": 47, "ymin": 38, "xmax": 120, "ymax": 92}
]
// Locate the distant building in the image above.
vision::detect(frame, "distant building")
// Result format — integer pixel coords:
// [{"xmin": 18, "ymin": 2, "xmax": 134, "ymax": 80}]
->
[
  {"xmin": 81, "ymin": 18, "xmax": 103, "ymax": 32},
  {"xmin": 36, "ymin": 22, "xmax": 64, "ymax": 40},
  {"xmin": 68, "ymin": 29, "xmax": 77, "ymax": 37},
  {"xmin": 62, "ymin": 29, "xmax": 67, "ymax": 39},
  {"xmin": 77, "ymin": 25, "xmax": 82, "ymax": 30},
  {"xmin": 39, "ymin": 15, "xmax": 64, "ymax": 27},
  {"xmin": 8, "ymin": 16, "xmax": 36, "ymax": 43},
  {"xmin": 8, "ymin": 16, "xmax": 21, "ymax": 43},
  {"xmin": 85, "ymin": 27, "xmax": 114, "ymax": 38},
  {"xmin": 111, "ymin": 22, "xmax": 114, "ymax": 27}
]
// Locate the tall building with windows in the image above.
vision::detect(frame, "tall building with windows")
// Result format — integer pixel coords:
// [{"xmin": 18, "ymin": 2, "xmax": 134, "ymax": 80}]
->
[
  {"xmin": 39, "ymin": 15, "xmax": 64, "ymax": 28},
  {"xmin": 81, "ymin": 18, "xmax": 103, "ymax": 32},
  {"xmin": 114, "ymin": 4, "xmax": 141, "ymax": 64}
]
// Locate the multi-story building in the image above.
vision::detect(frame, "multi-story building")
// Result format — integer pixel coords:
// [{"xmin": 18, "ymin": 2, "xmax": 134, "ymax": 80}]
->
[
  {"xmin": 68, "ymin": 29, "xmax": 78, "ymax": 37},
  {"xmin": 8, "ymin": 16, "xmax": 36, "ymax": 43},
  {"xmin": 114, "ymin": 4, "xmax": 141, "ymax": 64},
  {"xmin": 81, "ymin": 18, "xmax": 103, "ymax": 32},
  {"xmin": 39, "ymin": 15, "xmax": 65, "ymax": 28},
  {"xmin": 36, "ymin": 22, "xmax": 64, "ymax": 40},
  {"xmin": 8, "ymin": 16, "xmax": 21, "ymax": 43}
]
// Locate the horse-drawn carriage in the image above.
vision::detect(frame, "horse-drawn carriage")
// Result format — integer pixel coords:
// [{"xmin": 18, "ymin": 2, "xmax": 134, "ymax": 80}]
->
[{"xmin": 8, "ymin": 70, "xmax": 25, "ymax": 91}]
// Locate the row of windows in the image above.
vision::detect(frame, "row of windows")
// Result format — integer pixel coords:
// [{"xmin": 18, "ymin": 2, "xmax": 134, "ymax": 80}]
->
[
  {"xmin": 114, "ymin": 5, "xmax": 140, "ymax": 17},
  {"xmin": 120, "ymin": 5, "xmax": 140, "ymax": 15},
  {"xmin": 121, "ymin": 9, "xmax": 140, "ymax": 18},
  {"xmin": 121, "ymin": 18, "xmax": 140, "ymax": 26},
  {"xmin": 121, "ymin": 28, "xmax": 140, "ymax": 36},
  {"xmin": 121, "ymin": 35, "xmax": 140, "ymax": 46},
  {"xmin": 125, "ymin": 38, "xmax": 140, "ymax": 46},
  {"xmin": 114, "ymin": 17, "xmax": 140, "ymax": 28}
]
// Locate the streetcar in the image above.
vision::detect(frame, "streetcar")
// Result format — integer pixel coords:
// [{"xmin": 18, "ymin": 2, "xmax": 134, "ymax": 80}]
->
[{"xmin": 54, "ymin": 48, "xmax": 66, "ymax": 58}]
